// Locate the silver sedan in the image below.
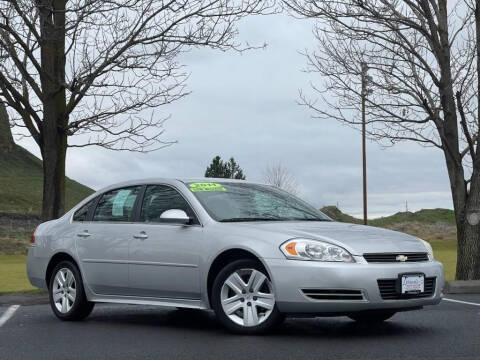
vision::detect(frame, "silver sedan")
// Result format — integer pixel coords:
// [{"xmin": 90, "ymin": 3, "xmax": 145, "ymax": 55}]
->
[{"xmin": 27, "ymin": 178, "xmax": 444, "ymax": 334}]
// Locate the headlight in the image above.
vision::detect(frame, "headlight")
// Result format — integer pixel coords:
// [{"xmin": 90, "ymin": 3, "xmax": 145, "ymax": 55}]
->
[
  {"xmin": 280, "ymin": 238, "xmax": 354, "ymax": 262},
  {"xmin": 420, "ymin": 239, "xmax": 434, "ymax": 260}
]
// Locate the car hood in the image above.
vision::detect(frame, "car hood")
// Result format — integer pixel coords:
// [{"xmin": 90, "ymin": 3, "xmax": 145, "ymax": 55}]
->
[{"xmin": 230, "ymin": 221, "xmax": 427, "ymax": 255}]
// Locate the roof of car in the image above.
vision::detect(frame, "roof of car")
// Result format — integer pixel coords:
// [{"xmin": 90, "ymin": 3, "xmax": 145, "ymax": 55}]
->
[
  {"xmin": 178, "ymin": 178, "xmax": 255, "ymax": 184},
  {"xmin": 93, "ymin": 177, "xmax": 264, "ymax": 193}
]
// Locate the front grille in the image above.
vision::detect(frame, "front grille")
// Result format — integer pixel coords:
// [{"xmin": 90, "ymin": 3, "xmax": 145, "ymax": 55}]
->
[
  {"xmin": 364, "ymin": 253, "xmax": 429, "ymax": 263},
  {"xmin": 377, "ymin": 277, "xmax": 436, "ymax": 300},
  {"xmin": 302, "ymin": 289, "xmax": 364, "ymax": 301}
]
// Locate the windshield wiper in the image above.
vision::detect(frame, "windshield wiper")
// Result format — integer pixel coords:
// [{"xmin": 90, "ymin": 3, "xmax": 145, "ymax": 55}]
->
[{"xmin": 219, "ymin": 217, "xmax": 286, "ymax": 222}]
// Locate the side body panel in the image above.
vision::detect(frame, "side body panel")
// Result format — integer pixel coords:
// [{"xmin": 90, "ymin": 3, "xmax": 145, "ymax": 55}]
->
[
  {"xmin": 75, "ymin": 222, "xmax": 130, "ymax": 295},
  {"xmin": 128, "ymin": 223, "xmax": 203, "ymax": 298}
]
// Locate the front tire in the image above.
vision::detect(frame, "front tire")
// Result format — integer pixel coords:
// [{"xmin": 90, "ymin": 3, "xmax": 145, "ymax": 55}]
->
[
  {"xmin": 348, "ymin": 310, "xmax": 396, "ymax": 323},
  {"xmin": 49, "ymin": 260, "xmax": 94, "ymax": 321},
  {"xmin": 211, "ymin": 259, "xmax": 284, "ymax": 334}
]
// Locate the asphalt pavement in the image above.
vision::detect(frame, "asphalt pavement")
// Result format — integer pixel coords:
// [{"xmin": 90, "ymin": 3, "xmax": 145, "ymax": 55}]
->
[{"xmin": 1, "ymin": 295, "xmax": 479, "ymax": 360}]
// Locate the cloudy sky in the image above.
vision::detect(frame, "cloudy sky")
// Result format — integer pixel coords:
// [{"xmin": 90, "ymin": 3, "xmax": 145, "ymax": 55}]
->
[{"xmin": 16, "ymin": 14, "xmax": 453, "ymax": 218}]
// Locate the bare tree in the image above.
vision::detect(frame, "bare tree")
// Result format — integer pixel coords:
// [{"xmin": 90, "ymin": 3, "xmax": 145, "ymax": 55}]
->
[
  {"xmin": 0, "ymin": 101, "xmax": 14, "ymax": 150},
  {"xmin": 0, "ymin": 0, "xmax": 271, "ymax": 220},
  {"xmin": 264, "ymin": 163, "xmax": 299, "ymax": 196},
  {"xmin": 284, "ymin": 0, "xmax": 480, "ymax": 279}
]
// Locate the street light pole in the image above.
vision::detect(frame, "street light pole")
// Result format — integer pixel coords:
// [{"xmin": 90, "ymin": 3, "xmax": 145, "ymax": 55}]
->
[{"xmin": 361, "ymin": 62, "xmax": 368, "ymax": 226}]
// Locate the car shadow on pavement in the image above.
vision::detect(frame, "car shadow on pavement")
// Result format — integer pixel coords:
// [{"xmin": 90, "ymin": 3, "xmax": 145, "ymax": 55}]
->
[
  {"xmin": 273, "ymin": 318, "xmax": 434, "ymax": 339},
  {"xmin": 87, "ymin": 307, "xmax": 223, "ymax": 331},
  {"xmin": 83, "ymin": 306, "xmax": 437, "ymax": 339}
]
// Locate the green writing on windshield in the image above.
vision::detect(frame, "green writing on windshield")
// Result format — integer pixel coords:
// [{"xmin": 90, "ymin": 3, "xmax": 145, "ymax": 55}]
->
[{"xmin": 189, "ymin": 182, "xmax": 227, "ymax": 192}]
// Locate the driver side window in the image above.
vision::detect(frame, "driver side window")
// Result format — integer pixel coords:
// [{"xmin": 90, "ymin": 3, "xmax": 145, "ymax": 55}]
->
[{"xmin": 140, "ymin": 185, "xmax": 197, "ymax": 224}]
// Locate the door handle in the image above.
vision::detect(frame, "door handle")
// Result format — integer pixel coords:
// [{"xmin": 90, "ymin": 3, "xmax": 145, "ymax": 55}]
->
[
  {"xmin": 133, "ymin": 231, "xmax": 148, "ymax": 240},
  {"xmin": 77, "ymin": 231, "xmax": 91, "ymax": 238}
]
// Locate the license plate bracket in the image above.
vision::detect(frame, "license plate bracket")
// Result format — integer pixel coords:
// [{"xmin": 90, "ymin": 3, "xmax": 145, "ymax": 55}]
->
[{"xmin": 397, "ymin": 273, "xmax": 425, "ymax": 294}]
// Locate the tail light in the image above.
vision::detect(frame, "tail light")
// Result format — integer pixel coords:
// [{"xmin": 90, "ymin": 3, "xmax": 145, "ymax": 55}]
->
[{"xmin": 30, "ymin": 228, "xmax": 37, "ymax": 244}]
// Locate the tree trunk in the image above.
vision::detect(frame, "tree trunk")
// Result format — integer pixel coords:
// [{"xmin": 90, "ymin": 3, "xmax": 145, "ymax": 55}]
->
[
  {"xmin": 454, "ymin": 0, "xmax": 480, "ymax": 280},
  {"xmin": 0, "ymin": 102, "xmax": 14, "ymax": 151},
  {"xmin": 456, "ymin": 162, "xmax": 480, "ymax": 279},
  {"xmin": 433, "ymin": 0, "xmax": 480, "ymax": 279},
  {"xmin": 40, "ymin": 124, "xmax": 67, "ymax": 221},
  {"xmin": 456, "ymin": 221, "xmax": 480, "ymax": 280},
  {"xmin": 39, "ymin": 0, "xmax": 67, "ymax": 221},
  {"xmin": 441, "ymin": 118, "xmax": 480, "ymax": 280}
]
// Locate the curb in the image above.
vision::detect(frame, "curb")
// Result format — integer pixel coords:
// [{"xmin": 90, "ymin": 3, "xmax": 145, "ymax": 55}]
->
[
  {"xmin": 0, "ymin": 293, "xmax": 48, "ymax": 306},
  {"xmin": 444, "ymin": 280, "xmax": 480, "ymax": 294}
]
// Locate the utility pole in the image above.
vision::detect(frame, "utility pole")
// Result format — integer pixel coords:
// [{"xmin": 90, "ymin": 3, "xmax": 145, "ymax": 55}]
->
[{"xmin": 361, "ymin": 62, "xmax": 368, "ymax": 225}]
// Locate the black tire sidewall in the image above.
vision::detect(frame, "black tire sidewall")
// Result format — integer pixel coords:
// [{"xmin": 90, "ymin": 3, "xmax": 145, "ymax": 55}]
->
[
  {"xmin": 211, "ymin": 259, "xmax": 283, "ymax": 334},
  {"xmin": 49, "ymin": 260, "xmax": 93, "ymax": 321}
]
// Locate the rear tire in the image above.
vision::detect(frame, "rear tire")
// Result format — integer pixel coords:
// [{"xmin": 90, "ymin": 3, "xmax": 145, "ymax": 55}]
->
[
  {"xmin": 348, "ymin": 310, "xmax": 396, "ymax": 323},
  {"xmin": 211, "ymin": 259, "xmax": 284, "ymax": 334},
  {"xmin": 49, "ymin": 260, "xmax": 94, "ymax": 321}
]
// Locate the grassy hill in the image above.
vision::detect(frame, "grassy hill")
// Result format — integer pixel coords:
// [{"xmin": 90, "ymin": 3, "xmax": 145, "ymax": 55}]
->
[
  {"xmin": 370, "ymin": 208, "xmax": 455, "ymax": 227},
  {"xmin": 0, "ymin": 145, "xmax": 94, "ymax": 214},
  {"xmin": 321, "ymin": 206, "xmax": 363, "ymax": 224},
  {"xmin": 321, "ymin": 206, "xmax": 455, "ymax": 227},
  {"xmin": 320, "ymin": 205, "xmax": 457, "ymax": 243}
]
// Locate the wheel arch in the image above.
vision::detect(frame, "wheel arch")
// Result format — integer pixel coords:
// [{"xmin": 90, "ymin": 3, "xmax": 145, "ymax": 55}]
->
[
  {"xmin": 45, "ymin": 252, "xmax": 80, "ymax": 287},
  {"xmin": 206, "ymin": 248, "xmax": 272, "ymax": 308}
]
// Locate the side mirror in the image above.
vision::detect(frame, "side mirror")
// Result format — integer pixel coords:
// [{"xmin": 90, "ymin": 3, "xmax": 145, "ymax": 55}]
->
[{"xmin": 159, "ymin": 209, "xmax": 191, "ymax": 224}]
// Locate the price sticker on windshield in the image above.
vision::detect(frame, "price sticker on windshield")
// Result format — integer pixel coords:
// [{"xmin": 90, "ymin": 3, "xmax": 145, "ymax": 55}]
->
[{"xmin": 189, "ymin": 182, "xmax": 227, "ymax": 192}]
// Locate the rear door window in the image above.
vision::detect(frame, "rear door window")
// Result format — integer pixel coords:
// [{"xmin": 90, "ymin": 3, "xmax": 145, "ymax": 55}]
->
[
  {"xmin": 93, "ymin": 187, "xmax": 141, "ymax": 222},
  {"xmin": 73, "ymin": 197, "xmax": 98, "ymax": 222}
]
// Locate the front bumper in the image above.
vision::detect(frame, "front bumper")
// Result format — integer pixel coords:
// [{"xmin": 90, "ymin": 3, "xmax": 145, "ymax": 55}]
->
[{"xmin": 265, "ymin": 257, "xmax": 444, "ymax": 314}]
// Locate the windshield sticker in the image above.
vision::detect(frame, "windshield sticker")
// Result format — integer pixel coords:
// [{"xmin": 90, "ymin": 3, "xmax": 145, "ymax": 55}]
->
[{"xmin": 189, "ymin": 183, "xmax": 226, "ymax": 192}]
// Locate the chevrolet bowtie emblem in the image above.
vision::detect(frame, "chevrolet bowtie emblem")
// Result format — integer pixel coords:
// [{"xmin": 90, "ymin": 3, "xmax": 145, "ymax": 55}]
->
[{"xmin": 396, "ymin": 255, "xmax": 408, "ymax": 262}]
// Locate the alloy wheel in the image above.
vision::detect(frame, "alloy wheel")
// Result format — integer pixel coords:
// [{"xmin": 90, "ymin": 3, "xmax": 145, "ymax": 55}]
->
[
  {"xmin": 220, "ymin": 268, "xmax": 275, "ymax": 327},
  {"xmin": 52, "ymin": 268, "xmax": 77, "ymax": 313}
]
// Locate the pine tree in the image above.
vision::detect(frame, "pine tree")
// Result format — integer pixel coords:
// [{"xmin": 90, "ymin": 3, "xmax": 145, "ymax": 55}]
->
[
  {"xmin": 205, "ymin": 156, "xmax": 246, "ymax": 179},
  {"xmin": 226, "ymin": 157, "xmax": 246, "ymax": 180},
  {"xmin": 205, "ymin": 156, "xmax": 227, "ymax": 178}
]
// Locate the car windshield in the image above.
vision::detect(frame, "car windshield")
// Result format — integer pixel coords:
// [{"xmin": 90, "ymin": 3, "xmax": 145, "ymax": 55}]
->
[{"xmin": 187, "ymin": 182, "xmax": 331, "ymax": 222}]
